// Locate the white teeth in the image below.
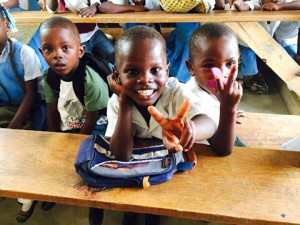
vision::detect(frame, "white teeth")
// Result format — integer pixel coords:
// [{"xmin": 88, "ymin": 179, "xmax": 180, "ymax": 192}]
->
[{"xmin": 137, "ymin": 89, "xmax": 153, "ymax": 96}]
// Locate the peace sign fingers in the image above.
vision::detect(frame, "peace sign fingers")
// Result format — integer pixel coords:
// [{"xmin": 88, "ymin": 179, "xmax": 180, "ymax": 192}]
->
[
  {"xmin": 148, "ymin": 105, "xmax": 168, "ymax": 126},
  {"xmin": 173, "ymin": 99, "xmax": 191, "ymax": 122}
]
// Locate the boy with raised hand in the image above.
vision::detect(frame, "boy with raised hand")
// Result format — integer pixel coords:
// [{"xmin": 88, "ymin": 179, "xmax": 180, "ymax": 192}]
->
[
  {"xmin": 185, "ymin": 22, "xmax": 244, "ymax": 151},
  {"xmin": 106, "ymin": 25, "xmax": 225, "ymax": 225}
]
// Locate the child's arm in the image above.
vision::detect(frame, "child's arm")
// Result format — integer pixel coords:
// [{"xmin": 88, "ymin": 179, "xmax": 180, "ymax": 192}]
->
[
  {"xmin": 8, "ymin": 79, "xmax": 37, "ymax": 129},
  {"xmin": 45, "ymin": 0, "xmax": 59, "ymax": 12},
  {"xmin": 1, "ymin": 0, "xmax": 19, "ymax": 8},
  {"xmin": 215, "ymin": 0, "xmax": 226, "ymax": 9},
  {"xmin": 208, "ymin": 65, "xmax": 242, "ymax": 156},
  {"xmin": 97, "ymin": 1, "xmax": 148, "ymax": 13},
  {"xmin": 46, "ymin": 102, "xmax": 61, "ymax": 132},
  {"xmin": 149, "ymin": 100, "xmax": 217, "ymax": 152},
  {"xmin": 262, "ymin": 0, "xmax": 300, "ymax": 10},
  {"xmin": 79, "ymin": 111, "xmax": 99, "ymax": 134},
  {"xmin": 79, "ymin": 1, "xmax": 100, "ymax": 17},
  {"xmin": 109, "ymin": 92, "xmax": 134, "ymax": 161}
]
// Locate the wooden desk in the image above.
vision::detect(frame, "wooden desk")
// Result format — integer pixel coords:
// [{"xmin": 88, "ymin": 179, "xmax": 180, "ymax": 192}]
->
[{"xmin": 0, "ymin": 128, "xmax": 300, "ymax": 225}]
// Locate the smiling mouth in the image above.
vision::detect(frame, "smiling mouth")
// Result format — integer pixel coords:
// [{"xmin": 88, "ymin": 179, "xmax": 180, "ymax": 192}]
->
[{"xmin": 137, "ymin": 89, "xmax": 154, "ymax": 96}]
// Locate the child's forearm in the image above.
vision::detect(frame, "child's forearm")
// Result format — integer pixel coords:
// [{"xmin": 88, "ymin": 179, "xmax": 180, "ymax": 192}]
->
[
  {"xmin": 46, "ymin": 102, "xmax": 61, "ymax": 132},
  {"xmin": 110, "ymin": 96, "xmax": 134, "ymax": 161},
  {"xmin": 98, "ymin": 2, "xmax": 146, "ymax": 13},
  {"xmin": 277, "ymin": 1, "xmax": 300, "ymax": 10},
  {"xmin": 209, "ymin": 106, "xmax": 236, "ymax": 156},
  {"xmin": 8, "ymin": 80, "xmax": 37, "ymax": 129},
  {"xmin": 2, "ymin": 0, "xmax": 19, "ymax": 8},
  {"xmin": 79, "ymin": 111, "xmax": 99, "ymax": 135}
]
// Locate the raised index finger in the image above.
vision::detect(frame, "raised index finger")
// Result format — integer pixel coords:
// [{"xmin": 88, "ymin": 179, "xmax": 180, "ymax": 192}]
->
[
  {"xmin": 173, "ymin": 99, "xmax": 191, "ymax": 122},
  {"xmin": 148, "ymin": 106, "xmax": 168, "ymax": 126}
]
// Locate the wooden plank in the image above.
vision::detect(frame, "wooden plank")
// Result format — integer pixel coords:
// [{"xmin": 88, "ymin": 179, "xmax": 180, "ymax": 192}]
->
[
  {"xmin": 8, "ymin": 23, "xmax": 39, "ymax": 44},
  {"xmin": 227, "ymin": 22, "xmax": 300, "ymax": 97},
  {"xmin": 1, "ymin": 128, "xmax": 300, "ymax": 224},
  {"xmin": 236, "ymin": 112, "xmax": 300, "ymax": 149},
  {"xmin": 10, "ymin": 10, "xmax": 300, "ymax": 24}
]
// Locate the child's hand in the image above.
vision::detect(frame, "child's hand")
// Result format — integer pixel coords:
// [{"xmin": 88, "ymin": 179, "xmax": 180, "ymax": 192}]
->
[
  {"xmin": 148, "ymin": 100, "xmax": 196, "ymax": 152},
  {"xmin": 107, "ymin": 73, "xmax": 123, "ymax": 96},
  {"xmin": 214, "ymin": 65, "xmax": 243, "ymax": 111},
  {"xmin": 294, "ymin": 54, "xmax": 300, "ymax": 65},
  {"xmin": 132, "ymin": 5, "xmax": 149, "ymax": 12},
  {"xmin": 38, "ymin": 0, "xmax": 46, "ymax": 10},
  {"xmin": 261, "ymin": 2, "xmax": 280, "ymax": 10},
  {"xmin": 79, "ymin": 5, "xmax": 97, "ymax": 17}
]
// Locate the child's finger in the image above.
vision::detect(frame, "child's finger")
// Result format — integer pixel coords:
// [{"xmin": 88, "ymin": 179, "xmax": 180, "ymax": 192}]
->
[
  {"xmin": 148, "ymin": 106, "xmax": 168, "ymax": 126},
  {"xmin": 163, "ymin": 130, "xmax": 179, "ymax": 144},
  {"xmin": 173, "ymin": 99, "xmax": 191, "ymax": 122}
]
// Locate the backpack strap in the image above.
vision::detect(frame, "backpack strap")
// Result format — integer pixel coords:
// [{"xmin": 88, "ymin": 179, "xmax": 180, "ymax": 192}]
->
[
  {"xmin": 8, "ymin": 38, "xmax": 26, "ymax": 93},
  {"xmin": 46, "ymin": 69, "xmax": 61, "ymax": 94}
]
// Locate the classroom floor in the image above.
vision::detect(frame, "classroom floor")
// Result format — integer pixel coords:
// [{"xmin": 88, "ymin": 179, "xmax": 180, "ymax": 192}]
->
[{"xmin": 0, "ymin": 70, "xmax": 289, "ymax": 225}]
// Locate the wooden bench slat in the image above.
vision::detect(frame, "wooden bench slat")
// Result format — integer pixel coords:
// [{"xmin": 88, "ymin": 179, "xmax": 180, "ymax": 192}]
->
[
  {"xmin": 236, "ymin": 112, "xmax": 300, "ymax": 149},
  {"xmin": 10, "ymin": 10, "xmax": 300, "ymax": 24}
]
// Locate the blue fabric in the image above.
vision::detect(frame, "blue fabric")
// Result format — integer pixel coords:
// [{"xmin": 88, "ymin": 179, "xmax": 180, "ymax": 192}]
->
[
  {"xmin": 283, "ymin": 44, "xmax": 297, "ymax": 58},
  {"xmin": 0, "ymin": 41, "xmax": 25, "ymax": 106},
  {"xmin": 74, "ymin": 135, "xmax": 194, "ymax": 188},
  {"xmin": 239, "ymin": 45, "xmax": 258, "ymax": 76},
  {"xmin": 166, "ymin": 23, "xmax": 200, "ymax": 83},
  {"xmin": 9, "ymin": 0, "xmax": 40, "ymax": 11},
  {"xmin": 81, "ymin": 29, "xmax": 115, "ymax": 65}
]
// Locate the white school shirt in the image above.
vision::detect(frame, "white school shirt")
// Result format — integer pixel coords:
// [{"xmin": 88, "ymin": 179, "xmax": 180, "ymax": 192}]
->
[
  {"xmin": 0, "ymin": 39, "xmax": 45, "ymax": 98},
  {"xmin": 105, "ymin": 77, "xmax": 215, "ymax": 144}
]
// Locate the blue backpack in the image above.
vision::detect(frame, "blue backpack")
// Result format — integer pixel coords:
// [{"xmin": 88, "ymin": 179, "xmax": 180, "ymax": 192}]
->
[{"xmin": 74, "ymin": 135, "xmax": 196, "ymax": 188}]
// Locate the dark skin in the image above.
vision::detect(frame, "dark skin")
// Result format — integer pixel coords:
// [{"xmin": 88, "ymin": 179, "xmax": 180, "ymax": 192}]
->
[
  {"xmin": 40, "ymin": 25, "xmax": 99, "ymax": 134},
  {"xmin": 261, "ymin": 0, "xmax": 300, "ymax": 10},
  {"xmin": 185, "ymin": 36, "xmax": 242, "ymax": 156},
  {"xmin": 98, "ymin": 1, "xmax": 148, "ymax": 13},
  {"xmin": 109, "ymin": 38, "xmax": 216, "ymax": 161}
]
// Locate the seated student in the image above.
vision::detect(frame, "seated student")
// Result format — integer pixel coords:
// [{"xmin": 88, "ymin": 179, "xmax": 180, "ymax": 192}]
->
[
  {"xmin": 0, "ymin": 3, "xmax": 47, "ymax": 223},
  {"xmin": 106, "ymin": 25, "xmax": 234, "ymax": 225},
  {"xmin": 40, "ymin": 0, "xmax": 115, "ymax": 68},
  {"xmin": 39, "ymin": 16, "xmax": 110, "ymax": 225},
  {"xmin": 185, "ymin": 22, "xmax": 246, "ymax": 148},
  {"xmin": 261, "ymin": 0, "xmax": 300, "ymax": 65}
]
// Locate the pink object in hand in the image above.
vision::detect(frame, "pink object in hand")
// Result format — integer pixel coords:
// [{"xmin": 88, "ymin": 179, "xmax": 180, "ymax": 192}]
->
[{"xmin": 207, "ymin": 67, "xmax": 227, "ymax": 89}]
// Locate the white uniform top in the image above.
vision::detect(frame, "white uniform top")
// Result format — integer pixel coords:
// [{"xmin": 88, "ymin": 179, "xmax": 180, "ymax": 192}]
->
[{"xmin": 105, "ymin": 77, "xmax": 217, "ymax": 144}]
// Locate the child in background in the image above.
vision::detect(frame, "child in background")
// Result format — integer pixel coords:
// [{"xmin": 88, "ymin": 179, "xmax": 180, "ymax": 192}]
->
[
  {"xmin": 261, "ymin": 0, "xmax": 300, "ymax": 65},
  {"xmin": 106, "ymin": 25, "xmax": 235, "ymax": 225},
  {"xmin": 185, "ymin": 23, "xmax": 245, "ymax": 148},
  {"xmin": 0, "ymin": 3, "xmax": 47, "ymax": 223},
  {"xmin": 41, "ymin": 0, "xmax": 115, "ymax": 68},
  {"xmin": 39, "ymin": 16, "xmax": 109, "ymax": 225}
]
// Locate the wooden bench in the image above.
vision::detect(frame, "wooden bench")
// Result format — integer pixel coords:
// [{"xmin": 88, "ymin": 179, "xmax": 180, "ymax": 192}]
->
[{"xmin": 0, "ymin": 112, "xmax": 300, "ymax": 225}]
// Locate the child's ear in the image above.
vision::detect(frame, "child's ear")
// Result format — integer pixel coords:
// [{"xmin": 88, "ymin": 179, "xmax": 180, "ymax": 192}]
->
[
  {"xmin": 78, "ymin": 45, "xmax": 85, "ymax": 58},
  {"xmin": 166, "ymin": 61, "xmax": 170, "ymax": 77},
  {"xmin": 185, "ymin": 59, "xmax": 195, "ymax": 76},
  {"xmin": 113, "ymin": 66, "xmax": 121, "ymax": 85}
]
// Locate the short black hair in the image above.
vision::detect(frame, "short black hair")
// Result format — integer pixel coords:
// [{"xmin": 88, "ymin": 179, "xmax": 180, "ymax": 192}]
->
[
  {"xmin": 40, "ymin": 16, "xmax": 80, "ymax": 42},
  {"xmin": 189, "ymin": 23, "xmax": 238, "ymax": 61},
  {"xmin": 115, "ymin": 26, "xmax": 166, "ymax": 65}
]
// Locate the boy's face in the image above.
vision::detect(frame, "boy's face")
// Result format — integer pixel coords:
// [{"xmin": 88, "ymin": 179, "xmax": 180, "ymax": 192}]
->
[
  {"xmin": 116, "ymin": 38, "xmax": 169, "ymax": 107},
  {"xmin": 40, "ymin": 27, "xmax": 85, "ymax": 76},
  {"xmin": 186, "ymin": 36, "xmax": 239, "ymax": 94},
  {"xmin": 0, "ymin": 17, "xmax": 8, "ymax": 53}
]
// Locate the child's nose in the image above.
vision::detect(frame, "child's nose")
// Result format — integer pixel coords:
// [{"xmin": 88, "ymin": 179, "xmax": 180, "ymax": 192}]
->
[
  {"xmin": 53, "ymin": 49, "xmax": 63, "ymax": 59},
  {"xmin": 138, "ymin": 73, "xmax": 153, "ymax": 84}
]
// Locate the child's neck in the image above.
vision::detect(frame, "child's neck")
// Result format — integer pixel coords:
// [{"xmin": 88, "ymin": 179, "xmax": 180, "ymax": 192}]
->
[{"xmin": 135, "ymin": 104, "xmax": 151, "ymax": 126}]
